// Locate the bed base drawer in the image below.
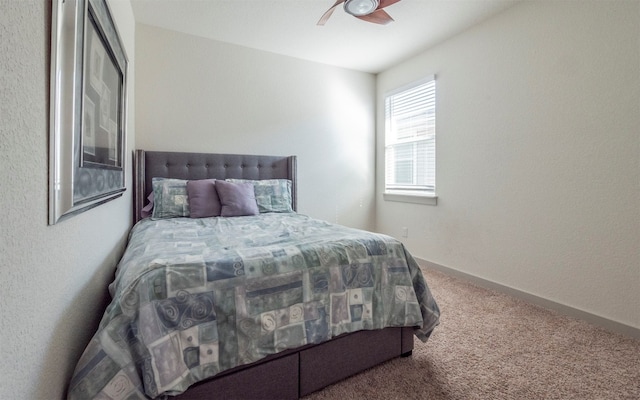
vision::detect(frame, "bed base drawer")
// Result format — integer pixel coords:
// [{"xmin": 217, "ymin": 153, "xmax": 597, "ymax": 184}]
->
[
  {"xmin": 172, "ymin": 327, "xmax": 412, "ymax": 399},
  {"xmin": 299, "ymin": 327, "xmax": 402, "ymax": 397},
  {"xmin": 174, "ymin": 353, "xmax": 299, "ymax": 400}
]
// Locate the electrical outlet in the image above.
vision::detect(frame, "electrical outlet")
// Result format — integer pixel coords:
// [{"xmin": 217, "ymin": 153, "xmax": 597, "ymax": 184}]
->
[{"xmin": 401, "ymin": 227, "xmax": 408, "ymax": 238}]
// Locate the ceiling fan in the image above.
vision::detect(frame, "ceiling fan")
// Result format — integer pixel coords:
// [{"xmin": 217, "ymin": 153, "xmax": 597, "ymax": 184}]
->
[{"xmin": 317, "ymin": 0, "xmax": 401, "ymax": 26}]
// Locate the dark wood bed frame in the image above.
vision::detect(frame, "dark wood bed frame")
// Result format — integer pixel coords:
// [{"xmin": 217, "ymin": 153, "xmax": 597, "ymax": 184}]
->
[{"xmin": 133, "ymin": 149, "xmax": 414, "ymax": 399}]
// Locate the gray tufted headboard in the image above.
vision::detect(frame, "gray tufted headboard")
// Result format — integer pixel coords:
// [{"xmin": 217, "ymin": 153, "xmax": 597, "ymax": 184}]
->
[{"xmin": 133, "ymin": 149, "xmax": 297, "ymax": 223}]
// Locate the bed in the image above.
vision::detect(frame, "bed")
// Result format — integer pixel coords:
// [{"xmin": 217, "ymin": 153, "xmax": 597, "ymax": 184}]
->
[{"xmin": 67, "ymin": 150, "xmax": 440, "ymax": 399}]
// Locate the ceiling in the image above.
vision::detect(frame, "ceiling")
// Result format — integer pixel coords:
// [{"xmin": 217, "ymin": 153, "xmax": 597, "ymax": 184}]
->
[{"xmin": 130, "ymin": 0, "xmax": 520, "ymax": 74}]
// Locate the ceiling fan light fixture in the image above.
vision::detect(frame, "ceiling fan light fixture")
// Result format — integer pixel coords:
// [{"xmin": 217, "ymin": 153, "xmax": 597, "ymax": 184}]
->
[{"xmin": 344, "ymin": 0, "xmax": 380, "ymax": 16}]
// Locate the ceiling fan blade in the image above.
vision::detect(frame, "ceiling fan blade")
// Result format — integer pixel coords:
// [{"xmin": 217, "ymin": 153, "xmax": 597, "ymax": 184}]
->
[
  {"xmin": 356, "ymin": 9, "xmax": 394, "ymax": 25},
  {"xmin": 378, "ymin": 0, "xmax": 401, "ymax": 10},
  {"xmin": 317, "ymin": 0, "xmax": 346, "ymax": 25}
]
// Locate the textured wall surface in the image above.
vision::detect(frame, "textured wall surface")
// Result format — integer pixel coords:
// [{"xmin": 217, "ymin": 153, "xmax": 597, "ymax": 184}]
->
[
  {"xmin": 376, "ymin": 0, "xmax": 640, "ymax": 330},
  {"xmin": 135, "ymin": 24, "xmax": 376, "ymax": 230},
  {"xmin": 0, "ymin": 1, "xmax": 135, "ymax": 398}
]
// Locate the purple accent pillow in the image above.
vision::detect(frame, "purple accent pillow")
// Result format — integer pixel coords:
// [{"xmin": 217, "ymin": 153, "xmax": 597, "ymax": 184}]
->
[
  {"xmin": 141, "ymin": 192, "xmax": 154, "ymax": 218},
  {"xmin": 215, "ymin": 180, "xmax": 259, "ymax": 217},
  {"xmin": 187, "ymin": 179, "xmax": 221, "ymax": 218}
]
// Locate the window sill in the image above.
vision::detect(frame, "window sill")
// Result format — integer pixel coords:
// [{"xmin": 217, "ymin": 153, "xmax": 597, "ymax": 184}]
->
[{"xmin": 383, "ymin": 192, "xmax": 437, "ymax": 206}]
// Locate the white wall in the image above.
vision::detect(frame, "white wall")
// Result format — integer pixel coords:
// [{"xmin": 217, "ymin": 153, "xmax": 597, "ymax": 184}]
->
[
  {"xmin": 0, "ymin": 1, "xmax": 136, "ymax": 398},
  {"xmin": 376, "ymin": 0, "xmax": 640, "ymax": 331},
  {"xmin": 135, "ymin": 24, "xmax": 376, "ymax": 229}
]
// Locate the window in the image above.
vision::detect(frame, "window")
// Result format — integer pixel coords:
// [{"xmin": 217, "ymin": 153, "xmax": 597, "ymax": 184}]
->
[{"xmin": 384, "ymin": 76, "xmax": 436, "ymax": 203}]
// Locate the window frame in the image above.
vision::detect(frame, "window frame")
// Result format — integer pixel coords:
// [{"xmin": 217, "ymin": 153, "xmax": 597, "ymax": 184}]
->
[{"xmin": 383, "ymin": 75, "xmax": 437, "ymax": 205}]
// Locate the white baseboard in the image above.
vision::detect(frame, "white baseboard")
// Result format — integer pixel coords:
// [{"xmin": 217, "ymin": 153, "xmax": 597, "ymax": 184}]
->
[{"xmin": 417, "ymin": 258, "xmax": 640, "ymax": 340}]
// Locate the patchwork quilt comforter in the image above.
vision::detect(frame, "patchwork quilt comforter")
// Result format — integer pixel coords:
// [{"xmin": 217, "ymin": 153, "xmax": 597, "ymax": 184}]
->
[{"xmin": 67, "ymin": 213, "xmax": 440, "ymax": 399}]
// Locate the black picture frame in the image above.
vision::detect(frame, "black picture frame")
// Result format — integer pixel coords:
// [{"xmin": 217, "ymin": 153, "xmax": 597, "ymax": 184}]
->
[{"xmin": 49, "ymin": 0, "xmax": 128, "ymax": 224}]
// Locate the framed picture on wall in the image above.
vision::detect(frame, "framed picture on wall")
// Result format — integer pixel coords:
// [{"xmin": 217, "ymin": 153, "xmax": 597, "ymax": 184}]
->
[{"xmin": 49, "ymin": 0, "xmax": 128, "ymax": 224}]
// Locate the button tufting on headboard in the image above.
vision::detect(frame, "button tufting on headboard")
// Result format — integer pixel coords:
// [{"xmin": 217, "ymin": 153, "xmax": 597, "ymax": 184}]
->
[{"xmin": 134, "ymin": 150, "xmax": 297, "ymax": 224}]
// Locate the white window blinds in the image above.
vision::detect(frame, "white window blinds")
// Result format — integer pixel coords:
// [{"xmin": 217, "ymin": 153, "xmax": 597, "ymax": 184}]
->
[{"xmin": 385, "ymin": 76, "xmax": 436, "ymax": 194}]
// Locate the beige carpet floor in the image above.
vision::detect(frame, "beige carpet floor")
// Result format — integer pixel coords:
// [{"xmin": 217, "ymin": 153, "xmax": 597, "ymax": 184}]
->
[{"xmin": 304, "ymin": 267, "xmax": 640, "ymax": 399}]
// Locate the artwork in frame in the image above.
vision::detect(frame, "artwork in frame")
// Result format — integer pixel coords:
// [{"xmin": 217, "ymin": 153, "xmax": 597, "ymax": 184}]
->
[{"xmin": 49, "ymin": 0, "xmax": 128, "ymax": 224}]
